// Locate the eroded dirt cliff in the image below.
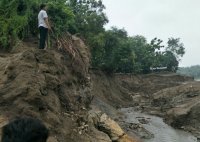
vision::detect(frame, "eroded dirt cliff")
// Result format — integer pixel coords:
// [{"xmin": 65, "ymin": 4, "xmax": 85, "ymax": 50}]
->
[
  {"xmin": 90, "ymin": 72, "xmax": 199, "ymax": 140},
  {"xmin": 0, "ymin": 37, "xmax": 199, "ymax": 142},
  {"xmin": 0, "ymin": 37, "xmax": 140, "ymax": 142}
]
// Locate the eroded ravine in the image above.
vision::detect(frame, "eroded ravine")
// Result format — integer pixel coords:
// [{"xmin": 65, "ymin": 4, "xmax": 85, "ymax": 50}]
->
[{"xmin": 120, "ymin": 108, "xmax": 197, "ymax": 142}]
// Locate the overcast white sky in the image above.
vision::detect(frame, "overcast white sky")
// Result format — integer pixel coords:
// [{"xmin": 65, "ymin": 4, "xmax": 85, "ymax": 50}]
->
[{"xmin": 103, "ymin": 0, "xmax": 200, "ymax": 67}]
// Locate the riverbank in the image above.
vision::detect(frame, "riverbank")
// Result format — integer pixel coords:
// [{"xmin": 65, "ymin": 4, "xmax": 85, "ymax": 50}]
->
[
  {"xmin": 119, "ymin": 108, "xmax": 197, "ymax": 142},
  {"xmin": 91, "ymin": 72, "xmax": 200, "ymax": 141},
  {"xmin": 0, "ymin": 40, "xmax": 199, "ymax": 142}
]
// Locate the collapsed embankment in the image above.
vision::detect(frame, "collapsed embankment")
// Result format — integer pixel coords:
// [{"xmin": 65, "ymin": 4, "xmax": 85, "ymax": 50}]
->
[
  {"xmin": 0, "ymin": 38, "xmax": 96, "ymax": 142},
  {"xmin": 0, "ymin": 37, "xmax": 199, "ymax": 142},
  {"xmin": 90, "ymin": 72, "xmax": 200, "ymax": 140},
  {"xmin": 0, "ymin": 37, "xmax": 140, "ymax": 142}
]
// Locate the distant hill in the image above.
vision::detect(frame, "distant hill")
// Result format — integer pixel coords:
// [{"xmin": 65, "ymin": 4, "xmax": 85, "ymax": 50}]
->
[{"xmin": 177, "ymin": 65, "xmax": 200, "ymax": 79}]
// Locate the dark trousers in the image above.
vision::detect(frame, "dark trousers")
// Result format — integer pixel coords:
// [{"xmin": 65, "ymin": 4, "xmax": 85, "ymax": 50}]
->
[{"xmin": 39, "ymin": 26, "xmax": 48, "ymax": 49}]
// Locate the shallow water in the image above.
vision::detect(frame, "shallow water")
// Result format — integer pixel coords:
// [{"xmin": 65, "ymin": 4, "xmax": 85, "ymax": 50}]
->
[
  {"xmin": 120, "ymin": 108, "xmax": 197, "ymax": 142},
  {"xmin": 195, "ymin": 78, "xmax": 200, "ymax": 81}
]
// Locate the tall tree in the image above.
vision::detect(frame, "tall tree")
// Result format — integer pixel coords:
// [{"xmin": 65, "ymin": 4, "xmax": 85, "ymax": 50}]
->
[
  {"xmin": 128, "ymin": 36, "xmax": 158, "ymax": 73},
  {"xmin": 66, "ymin": 0, "xmax": 108, "ymax": 38},
  {"xmin": 166, "ymin": 38, "xmax": 185, "ymax": 61},
  {"xmin": 162, "ymin": 51, "xmax": 179, "ymax": 72},
  {"xmin": 160, "ymin": 38, "xmax": 186, "ymax": 71}
]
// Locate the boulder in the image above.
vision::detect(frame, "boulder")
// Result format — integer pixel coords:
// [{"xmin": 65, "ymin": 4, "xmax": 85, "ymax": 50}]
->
[{"xmin": 88, "ymin": 110, "xmax": 140, "ymax": 142}]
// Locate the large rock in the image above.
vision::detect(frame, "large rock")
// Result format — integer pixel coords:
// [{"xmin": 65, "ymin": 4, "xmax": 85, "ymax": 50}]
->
[
  {"xmin": 88, "ymin": 110, "xmax": 140, "ymax": 142},
  {"xmin": 118, "ymin": 134, "xmax": 140, "ymax": 142},
  {"xmin": 99, "ymin": 113, "xmax": 125, "ymax": 141}
]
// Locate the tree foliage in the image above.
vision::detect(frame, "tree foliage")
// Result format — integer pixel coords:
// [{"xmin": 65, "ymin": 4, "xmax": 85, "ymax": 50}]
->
[
  {"xmin": 178, "ymin": 65, "xmax": 200, "ymax": 79},
  {"xmin": 162, "ymin": 38, "xmax": 185, "ymax": 71},
  {"xmin": 0, "ymin": 0, "xmax": 186, "ymax": 74},
  {"xmin": 66, "ymin": 0, "xmax": 108, "ymax": 37},
  {"xmin": 0, "ymin": 0, "xmax": 75, "ymax": 48},
  {"xmin": 166, "ymin": 38, "xmax": 185, "ymax": 60},
  {"xmin": 0, "ymin": 0, "xmax": 30, "ymax": 47}
]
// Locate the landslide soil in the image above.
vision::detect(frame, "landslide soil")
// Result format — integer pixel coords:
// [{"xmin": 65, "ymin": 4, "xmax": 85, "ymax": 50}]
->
[
  {"xmin": 0, "ymin": 39, "xmax": 112, "ymax": 142},
  {"xmin": 90, "ymin": 71, "xmax": 200, "ymax": 140},
  {"xmin": 0, "ymin": 38, "xmax": 140, "ymax": 142},
  {"xmin": 0, "ymin": 38, "xmax": 199, "ymax": 142}
]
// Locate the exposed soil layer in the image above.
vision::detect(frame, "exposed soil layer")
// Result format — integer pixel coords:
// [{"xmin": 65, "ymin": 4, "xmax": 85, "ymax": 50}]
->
[
  {"xmin": 90, "ymin": 72, "xmax": 199, "ymax": 140},
  {"xmin": 120, "ymin": 108, "xmax": 197, "ymax": 142},
  {"xmin": 0, "ymin": 38, "xmax": 141, "ymax": 142},
  {"xmin": 0, "ymin": 38, "xmax": 199, "ymax": 142}
]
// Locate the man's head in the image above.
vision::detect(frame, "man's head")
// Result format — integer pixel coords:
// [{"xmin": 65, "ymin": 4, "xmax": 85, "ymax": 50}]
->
[
  {"xmin": 40, "ymin": 4, "xmax": 47, "ymax": 11},
  {"xmin": 1, "ymin": 117, "xmax": 49, "ymax": 142}
]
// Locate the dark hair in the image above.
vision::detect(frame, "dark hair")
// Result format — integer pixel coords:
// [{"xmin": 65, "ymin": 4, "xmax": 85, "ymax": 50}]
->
[
  {"xmin": 1, "ymin": 117, "xmax": 49, "ymax": 142},
  {"xmin": 40, "ymin": 4, "xmax": 46, "ymax": 10}
]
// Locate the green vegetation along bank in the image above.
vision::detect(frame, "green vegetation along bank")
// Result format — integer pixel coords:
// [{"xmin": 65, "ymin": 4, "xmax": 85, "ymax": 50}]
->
[
  {"xmin": 178, "ymin": 65, "xmax": 200, "ymax": 80},
  {"xmin": 0, "ymin": 0, "xmax": 185, "ymax": 74}
]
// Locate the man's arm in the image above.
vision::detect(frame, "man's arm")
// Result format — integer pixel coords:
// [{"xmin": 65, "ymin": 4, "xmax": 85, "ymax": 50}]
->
[
  {"xmin": 44, "ymin": 17, "xmax": 51, "ymax": 31},
  {"xmin": 43, "ymin": 11, "xmax": 51, "ymax": 31}
]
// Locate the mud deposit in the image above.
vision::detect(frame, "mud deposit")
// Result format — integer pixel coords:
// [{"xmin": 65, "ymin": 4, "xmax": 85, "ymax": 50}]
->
[{"xmin": 120, "ymin": 108, "xmax": 197, "ymax": 142}]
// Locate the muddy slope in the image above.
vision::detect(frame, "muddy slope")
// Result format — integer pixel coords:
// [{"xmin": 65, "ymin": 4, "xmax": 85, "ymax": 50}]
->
[
  {"xmin": 91, "ymin": 72, "xmax": 193, "ymax": 109},
  {"xmin": 0, "ymin": 39, "xmax": 96, "ymax": 142},
  {"xmin": 0, "ymin": 38, "xmax": 141, "ymax": 142},
  {"xmin": 91, "ymin": 72, "xmax": 199, "ymax": 139},
  {"xmin": 0, "ymin": 38, "xmax": 199, "ymax": 141}
]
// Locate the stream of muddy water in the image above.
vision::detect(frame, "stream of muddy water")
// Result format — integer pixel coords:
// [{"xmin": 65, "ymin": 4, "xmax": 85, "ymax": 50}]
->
[{"xmin": 120, "ymin": 108, "xmax": 197, "ymax": 142}]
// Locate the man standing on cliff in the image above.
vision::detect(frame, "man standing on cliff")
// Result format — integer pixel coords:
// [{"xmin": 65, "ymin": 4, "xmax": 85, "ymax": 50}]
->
[{"xmin": 38, "ymin": 4, "xmax": 51, "ymax": 49}]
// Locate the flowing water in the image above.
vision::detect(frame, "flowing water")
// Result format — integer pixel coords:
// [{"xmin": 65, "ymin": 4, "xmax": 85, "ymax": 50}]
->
[{"xmin": 120, "ymin": 108, "xmax": 197, "ymax": 142}]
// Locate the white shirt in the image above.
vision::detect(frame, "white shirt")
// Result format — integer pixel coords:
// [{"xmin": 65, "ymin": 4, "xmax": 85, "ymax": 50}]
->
[{"xmin": 38, "ymin": 10, "xmax": 48, "ymax": 28}]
